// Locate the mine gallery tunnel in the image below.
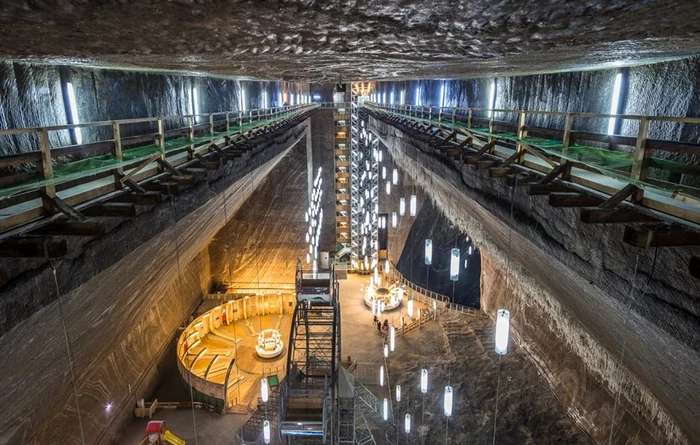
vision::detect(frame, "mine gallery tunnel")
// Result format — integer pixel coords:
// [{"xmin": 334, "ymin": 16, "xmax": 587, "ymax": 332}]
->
[{"xmin": 0, "ymin": 2, "xmax": 699, "ymax": 445}]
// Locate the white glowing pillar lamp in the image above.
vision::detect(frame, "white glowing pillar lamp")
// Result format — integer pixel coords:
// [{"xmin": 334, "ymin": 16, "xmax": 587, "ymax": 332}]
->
[
  {"xmin": 443, "ymin": 386, "xmax": 453, "ymax": 417},
  {"xmin": 392, "ymin": 168, "xmax": 398, "ymax": 185},
  {"xmin": 379, "ymin": 150, "xmax": 383, "ymax": 162},
  {"xmin": 380, "ymin": 365, "xmax": 385, "ymax": 387},
  {"xmin": 410, "ymin": 194, "xmax": 417, "ymax": 216},
  {"xmin": 450, "ymin": 248, "xmax": 460, "ymax": 281},
  {"xmin": 391, "ymin": 212, "xmax": 397, "ymax": 228},
  {"xmin": 263, "ymin": 420, "xmax": 271, "ymax": 444},
  {"xmin": 424, "ymin": 239, "xmax": 433, "ymax": 266},
  {"xmin": 396, "ymin": 384, "xmax": 401, "ymax": 402},
  {"xmin": 407, "ymin": 297, "xmax": 414, "ymax": 318},
  {"xmin": 261, "ymin": 378, "xmax": 269, "ymax": 403},
  {"xmin": 398, "ymin": 287, "xmax": 404, "ymax": 303},
  {"xmin": 382, "ymin": 166, "xmax": 386, "ymax": 179},
  {"xmin": 386, "ymin": 181, "xmax": 391, "ymax": 195},
  {"xmin": 383, "ymin": 343, "xmax": 389, "ymax": 358},
  {"xmin": 371, "ymin": 299, "xmax": 377, "ymax": 316},
  {"xmin": 469, "ymin": 245, "xmax": 473, "ymax": 255},
  {"xmin": 383, "ymin": 398, "xmax": 389, "ymax": 421},
  {"xmin": 374, "ymin": 267, "xmax": 379, "ymax": 284},
  {"xmin": 385, "ymin": 259, "xmax": 391, "ymax": 274},
  {"xmin": 405, "ymin": 414, "xmax": 411, "ymax": 434},
  {"xmin": 399, "ymin": 198, "xmax": 406, "ymax": 216},
  {"xmin": 390, "ymin": 325, "xmax": 396, "ymax": 352},
  {"xmin": 495, "ymin": 309, "xmax": 510, "ymax": 355},
  {"xmin": 420, "ymin": 368, "xmax": 428, "ymax": 394}
]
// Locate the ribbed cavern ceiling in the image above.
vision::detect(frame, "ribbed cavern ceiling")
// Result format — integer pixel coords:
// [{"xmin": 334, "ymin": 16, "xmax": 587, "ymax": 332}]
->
[{"xmin": 2, "ymin": 0, "xmax": 700, "ymax": 80}]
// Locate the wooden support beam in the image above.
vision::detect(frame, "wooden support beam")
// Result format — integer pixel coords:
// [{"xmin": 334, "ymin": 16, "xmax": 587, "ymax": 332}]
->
[
  {"xmin": 506, "ymin": 174, "xmax": 539, "ymax": 187},
  {"xmin": 122, "ymin": 177, "xmax": 146, "ymax": 194},
  {"xmin": 82, "ymin": 203, "xmax": 137, "ymax": 218},
  {"xmin": 169, "ymin": 175, "xmax": 197, "ymax": 186},
  {"xmin": 538, "ymin": 162, "xmax": 571, "ymax": 184},
  {"xmin": 40, "ymin": 192, "xmax": 86, "ymax": 222},
  {"xmin": 464, "ymin": 141, "xmax": 495, "ymax": 164},
  {"xmin": 108, "ymin": 191, "xmax": 162, "ymax": 206},
  {"xmin": 28, "ymin": 221, "xmax": 106, "ymax": 237},
  {"xmin": 157, "ymin": 158, "xmax": 181, "ymax": 176},
  {"xmin": 438, "ymin": 131, "xmax": 457, "ymax": 148},
  {"xmin": 528, "ymin": 184, "xmax": 571, "ymax": 195},
  {"xmin": 489, "ymin": 167, "xmax": 517, "ymax": 178},
  {"xmin": 549, "ymin": 193, "xmax": 604, "ymax": 208},
  {"xmin": 599, "ymin": 184, "xmax": 643, "ymax": 208},
  {"xmin": 476, "ymin": 160, "xmax": 497, "ymax": 170},
  {"xmin": 181, "ymin": 167, "xmax": 208, "ymax": 179},
  {"xmin": 0, "ymin": 237, "xmax": 67, "ymax": 258},
  {"xmin": 580, "ymin": 208, "xmax": 659, "ymax": 224},
  {"xmin": 623, "ymin": 225, "xmax": 700, "ymax": 247},
  {"xmin": 690, "ymin": 256, "xmax": 700, "ymax": 280},
  {"xmin": 141, "ymin": 181, "xmax": 180, "ymax": 195}
]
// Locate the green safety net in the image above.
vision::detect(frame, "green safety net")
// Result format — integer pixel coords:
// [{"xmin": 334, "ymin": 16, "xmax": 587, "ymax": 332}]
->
[
  {"xmin": 380, "ymin": 108, "xmax": 700, "ymax": 201},
  {"xmin": 0, "ymin": 109, "xmax": 304, "ymax": 202}
]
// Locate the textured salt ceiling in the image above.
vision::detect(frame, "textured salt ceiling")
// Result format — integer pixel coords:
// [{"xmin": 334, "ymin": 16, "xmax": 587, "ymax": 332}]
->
[{"xmin": 1, "ymin": 0, "xmax": 700, "ymax": 80}]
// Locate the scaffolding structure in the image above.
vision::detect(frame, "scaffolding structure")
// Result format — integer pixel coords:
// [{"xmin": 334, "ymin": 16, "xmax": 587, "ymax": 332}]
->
[{"xmin": 333, "ymin": 95, "xmax": 352, "ymax": 252}]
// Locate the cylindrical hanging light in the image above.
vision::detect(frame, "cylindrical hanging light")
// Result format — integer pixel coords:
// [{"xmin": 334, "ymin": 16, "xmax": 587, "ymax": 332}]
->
[
  {"xmin": 405, "ymin": 413, "xmax": 411, "ymax": 433},
  {"xmin": 385, "ymin": 259, "xmax": 391, "ymax": 274},
  {"xmin": 444, "ymin": 386, "xmax": 453, "ymax": 417},
  {"xmin": 386, "ymin": 181, "xmax": 391, "ymax": 195},
  {"xmin": 392, "ymin": 168, "xmax": 398, "ymax": 185},
  {"xmin": 410, "ymin": 194, "xmax": 417, "ymax": 216},
  {"xmin": 384, "ymin": 343, "xmax": 389, "ymax": 358},
  {"xmin": 399, "ymin": 197, "xmax": 406, "ymax": 216},
  {"xmin": 407, "ymin": 297, "xmax": 414, "ymax": 318},
  {"xmin": 263, "ymin": 420, "xmax": 271, "ymax": 444},
  {"xmin": 383, "ymin": 398, "xmax": 389, "ymax": 421},
  {"xmin": 390, "ymin": 325, "xmax": 396, "ymax": 351},
  {"xmin": 382, "ymin": 166, "xmax": 386, "ymax": 179},
  {"xmin": 380, "ymin": 365, "xmax": 385, "ymax": 386},
  {"xmin": 396, "ymin": 384, "xmax": 401, "ymax": 402},
  {"xmin": 420, "ymin": 368, "xmax": 428, "ymax": 394},
  {"xmin": 391, "ymin": 212, "xmax": 397, "ymax": 228},
  {"xmin": 424, "ymin": 239, "xmax": 432, "ymax": 265},
  {"xmin": 450, "ymin": 248, "xmax": 460, "ymax": 281},
  {"xmin": 379, "ymin": 150, "xmax": 383, "ymax": 162},
  {"xmin": 261, "ymin": 378, "xmax": 269, "ymax": 403},
  {"xmin": 495, "ymin": 309, "xmax": 510, "ymax": 355}
]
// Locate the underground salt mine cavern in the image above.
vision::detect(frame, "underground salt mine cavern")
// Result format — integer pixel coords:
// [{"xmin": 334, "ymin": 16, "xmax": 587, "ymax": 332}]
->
[{"xmin": 1, "ymin": 2, "xmax": 700, "ymax": 445}]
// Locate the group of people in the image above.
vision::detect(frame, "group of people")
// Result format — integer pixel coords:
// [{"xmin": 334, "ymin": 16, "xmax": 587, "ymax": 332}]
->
[{"xmin": 373, "ymin": 315, "xmax": 389, "ymax": 332}]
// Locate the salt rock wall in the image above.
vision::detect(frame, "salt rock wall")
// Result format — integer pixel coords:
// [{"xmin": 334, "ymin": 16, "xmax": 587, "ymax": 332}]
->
[
  {"xmin": 370, "ymin": 117, "xmax": 700, "ymax": 444},
  {"xmin": 0, "ymin": 61, "xmax": 306, "ymax": 165},
  {"xmin": 208, "ymin": 142, "xmax": 310, "ymax": 289},
  {"xmin": 0, "ymin": 120, "xmax": 310, "ymax": 444}
]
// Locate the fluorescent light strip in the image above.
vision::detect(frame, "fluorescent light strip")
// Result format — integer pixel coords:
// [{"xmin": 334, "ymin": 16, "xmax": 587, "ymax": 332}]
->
[
  {"xmin": 66, "ymin": 82, "xmax": 82, "ymax": 145},
  {"xmin": 607, "ymin": 72, "xmax": 623, "ymax": 135}
]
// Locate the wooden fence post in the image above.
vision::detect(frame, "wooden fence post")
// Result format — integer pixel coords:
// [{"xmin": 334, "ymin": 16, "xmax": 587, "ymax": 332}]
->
[
  {"xmin": 38, "ymin": 128, "xmax": 55, "ymax": 213},
  {"xmin": 157, "ymin": 119, "xmax": 165, "ymax": 161},
  {"xmin": 113, "ymin": 122, "xmax": 123, "ymax": 188},
  {"xmin": 631, "ymin": 117, "xmax": 650, "ymax": 203}
]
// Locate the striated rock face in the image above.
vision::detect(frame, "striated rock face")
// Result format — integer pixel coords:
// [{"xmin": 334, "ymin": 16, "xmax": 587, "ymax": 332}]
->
[
  {"xmin": 370, "ymin": 117, "xmax": 700, "ymax": 444},
  {"xmin": 0, "ymin": 121, "xmax": 309, "ymax": 445},
  {"xmin": 1, "ymin": 1, "xmax": 700, "ymax": 80}
]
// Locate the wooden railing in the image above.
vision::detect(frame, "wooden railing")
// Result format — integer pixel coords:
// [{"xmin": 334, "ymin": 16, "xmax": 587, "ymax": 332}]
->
[
  {"xmin": 0, "ymin": 104, "xmax": 317, "ymax": 234},
  {"xmin": 367, "ymin": 102, "xmax": 700, "ymax": 226}
]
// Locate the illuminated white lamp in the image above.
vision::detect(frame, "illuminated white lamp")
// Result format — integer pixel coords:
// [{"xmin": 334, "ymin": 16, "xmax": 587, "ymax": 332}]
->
[
  {"xmin": 392, "ymin": 168, "xmax": 398, "ymax": 185},
  {"xmin": 371, "ymin": 298, "xmax": 377, "ymax": 316},
  {"xmin": 383, "ymin": 398, "xmax": 389, "ymax": 421},
  {"xmin": 443, "ymin": 386, "xmax": 453, "ymax": 417},
  {"xmin": 241, "ymin": 87, "xmax": 247, "ymax": 112},
  {"xmin": 278, "ymin": 91, "xmax": 283, "ymax": 106},
  {"xmin": 105, "ymin": 402, "xmax": 113, "ymax": 413},
  {"xmin": 305, "ymin": 232, "xmax": 310, "ymax": 243},
  {"xmin": 405, "ymin": 414, "xmax": 411, "ymax": 433},
  {"xmin": 261, "ymin": 378, "xmax": 269, "ymax": 403},
  {"xmin": 424, "ymin": 239, "xmax": 432, "ymax": 266},
  {"xmin": 382, "ymin": 166, "xmax": 386, "ymax": 179},
  {"xmin": 398, "ymin": 286, "xmax": 404, "ymax": 303},
  {"xmin": 450, "ymin": 248, "xmax": 460, "ymax": 281},
  {"xmin": 385, "ymin": 259, "xmax": 391, "ymax": 274},
  {"xmin": 384, "ymin": 343, "xmax": 389, "ymax": 358},
  {"xmin": 379, "ymin": 150, "xmax": 383, "ymax": 162},
  {"xmin": 420, "ymin": 368, "xmax": 428, "ymax": 394},
  {"xmin": 607, "ymin": 72, "xmax": 623, "ymax": 135},
  {"xmin": 390, "ymin": 325, "xmax": 396, "ymax": 352},
  {"xmin": 65, "ymin": 82, "xmax": 82, "ymax": 144},
  {"xmin": 469, "ymin": 245, "xmax": 473, "ymax": 255},
  {"xmin": 433, "ymin": 300, "xmax": 437, "ymax": 312},
  {"xmin": 464, "ymin": 259, "xmax": 468, "ymax": 269},
  {"xmin": 396, "ymin": 384, "xmax": 401, "ymax": 402},
  {"xmin": 306, "ymin": 253, "xmax": 311, "ymax": 264},
  {"xmin": 263, "ymin": 420, "xmax": 271, "ymax": 444},
  {"xmin": 487, "ymin": 79, "xmax": 496, "ymax": 118},
  {"xmin": 390, "ymin": 91, "xmax": 394, "ymax": 105},
  {"xmin": 391, "ymin": 212, "xmax": 397, "ymax": 228},
  {"xmin": 495, "ymin": 309, "xmax": 510, "ymax": 355},
  {"xmin": 380, "ymin": 365, "xmax": 385, "ymax": 386},
  {"xmin": 407, "ymin": 297, "xmax": 414, "ymax": 318},
  {"xmin": 399, "ymin": 198, "xmax": 405, "ymax": 216},
  {"xmin": 410, "ymin": 194, "xmax": 417, "ymax": 216},
  {"xmin": 386, "ymin": 181, "xmax": 391, "ymax": 195}
]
